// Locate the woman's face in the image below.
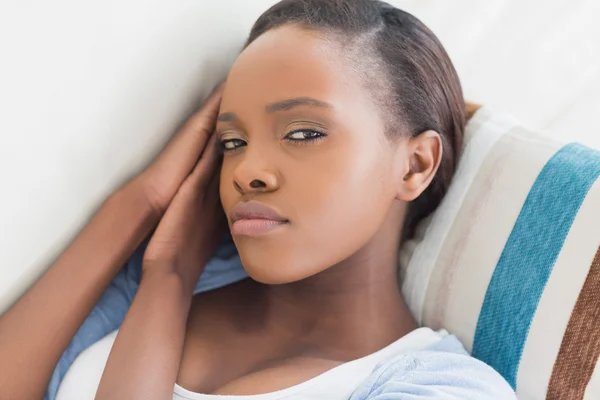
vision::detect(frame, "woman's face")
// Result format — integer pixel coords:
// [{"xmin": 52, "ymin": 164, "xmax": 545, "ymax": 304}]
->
[{"xmin": 217, "ymin": 25, "xmax": 405, "ymax": 284}]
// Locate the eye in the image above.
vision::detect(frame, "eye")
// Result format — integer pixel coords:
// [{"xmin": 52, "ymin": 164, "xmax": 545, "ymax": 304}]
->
[
  {"xmin": 284, "ymin": 129, "xmax": 326, "ymax": 142},
  {"xmin": 219, "ymin": 138, "xmax": 246, "ymax": 152}
]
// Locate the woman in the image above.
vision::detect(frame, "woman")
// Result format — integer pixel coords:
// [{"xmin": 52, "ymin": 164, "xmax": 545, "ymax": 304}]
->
[{"xmin": 0, "ymin": 0, "xmax": 516, "ymax": 399}]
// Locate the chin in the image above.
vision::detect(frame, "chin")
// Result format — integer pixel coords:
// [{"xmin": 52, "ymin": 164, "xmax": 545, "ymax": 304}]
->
[
  {"xmin": 239, "ymin": 255, "xmax": 304, "ymax": 285},
  {"xmin": 236, "ymin": 242, "xmax": 325, "ymax": 285}
]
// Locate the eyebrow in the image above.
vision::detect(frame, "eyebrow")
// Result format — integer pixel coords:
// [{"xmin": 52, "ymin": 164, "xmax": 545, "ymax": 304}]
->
[
  {"xmin": 265, "ymin": 97, "xmax": 333, "ymax": 112},
  {"xmin": 216, "ymin": 97, "xmax": 333, "ymax": 123},
  {"xmin": 217, "ymin": 112, "xmax": 238, "ymax": 123}
]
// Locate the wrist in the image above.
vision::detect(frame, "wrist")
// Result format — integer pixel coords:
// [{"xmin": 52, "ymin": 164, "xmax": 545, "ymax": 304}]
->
[
  {"xmin": 141, "ymin": 262, "xmax": 198, "ymax": 299},
  {"xmin": 128, "ymin": 174, "xmax": 170, "ymax": 218},
  {"xmin": 113, "ymin": 178, "xmax": 163, "ymax": 223}
]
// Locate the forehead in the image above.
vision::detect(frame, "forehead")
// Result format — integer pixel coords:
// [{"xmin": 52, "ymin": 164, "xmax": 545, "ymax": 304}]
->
[{"xmin": 222, "ymin": 25, "xmax": 363, "ymax": 113}]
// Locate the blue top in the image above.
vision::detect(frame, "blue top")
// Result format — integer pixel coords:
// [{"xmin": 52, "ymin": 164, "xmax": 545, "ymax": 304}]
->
[{"xmin": 45, "ymin": 234, "xmax": 515, "ymax": 399}]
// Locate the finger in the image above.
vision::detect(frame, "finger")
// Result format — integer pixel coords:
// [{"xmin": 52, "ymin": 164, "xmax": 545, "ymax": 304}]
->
[
  {"xmin": 150, "ymin": 83, "xmax": 225, "ymax": 181},
  {"xmin": 181, "ymin": 82, "xmax": 225, "ymax": 139},
  {"xmin": 212, "ymin": 208, "xmax": 229, "ymax": 244},
  {"xmin": 207, "ymin": 172, "xmax": 227, "ymax": 235},
  {"xmin": 165, "ymin": 83, "xmax": 223, "ymax": 158},
  {"xmin": 206, "ymin": 164, "xmax": 221, "ymax": 204},
  {"xmin": 188, "ymin": 131, "xmax": 222, "ymax": 189}
]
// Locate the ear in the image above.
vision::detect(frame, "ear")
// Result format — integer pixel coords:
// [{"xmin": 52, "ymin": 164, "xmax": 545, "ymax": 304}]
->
[{"xmin": 395, "ymin": 130, "xmax": 442, "ymax": 202}]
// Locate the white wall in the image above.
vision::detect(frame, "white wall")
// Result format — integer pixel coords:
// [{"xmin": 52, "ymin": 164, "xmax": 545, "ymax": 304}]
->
[{"xmin": 398, "ymin": 0, "xmax": 600, "ymax": 149}]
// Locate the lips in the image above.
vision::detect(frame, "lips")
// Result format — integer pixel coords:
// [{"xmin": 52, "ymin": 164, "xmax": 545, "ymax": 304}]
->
[{"xmin": 229, "ymin": 201, "xmax": 289, "ymax": 236}]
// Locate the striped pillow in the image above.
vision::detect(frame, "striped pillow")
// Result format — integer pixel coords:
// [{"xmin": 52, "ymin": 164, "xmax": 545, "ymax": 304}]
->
[{"xmin": 399, "ymin": 106, "xmax": 600, "ymax": 400}]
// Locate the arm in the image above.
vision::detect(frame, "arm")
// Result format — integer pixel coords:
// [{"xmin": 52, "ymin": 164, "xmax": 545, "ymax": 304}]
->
[
  {"xmin": 0, "ymin": 184, "xmax": 158, "ymax": 400},
  {"xmin": 94, "ymin": 269, "xmax": 194, "ymax": 400},
  {"xmin": 0, "ymin": 83, "xmax": 224, "ymax": 400},
  {"xmin": 95, "ymin": 130, "xmax": 224, "ymax": 399},
  {"xmin": 45, "ymin": 233, "xmax": 148, "ymax": 400}
]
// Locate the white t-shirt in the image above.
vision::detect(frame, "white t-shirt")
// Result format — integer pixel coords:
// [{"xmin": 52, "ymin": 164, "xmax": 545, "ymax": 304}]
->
[{"xmin": 56, "ymin": 327, "xmax": 447, "ymax": 400}]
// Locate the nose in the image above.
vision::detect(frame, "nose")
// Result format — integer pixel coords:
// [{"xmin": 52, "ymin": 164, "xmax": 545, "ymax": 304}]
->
[{"xmin": 232, "ymin": 148, "xmax": 279, "ymax": 195}]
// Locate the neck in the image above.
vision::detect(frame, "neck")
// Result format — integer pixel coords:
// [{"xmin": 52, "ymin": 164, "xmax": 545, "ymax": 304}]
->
[{"xmin": 258, "ymin": 202, "xmax": 417, "ymax": 360}]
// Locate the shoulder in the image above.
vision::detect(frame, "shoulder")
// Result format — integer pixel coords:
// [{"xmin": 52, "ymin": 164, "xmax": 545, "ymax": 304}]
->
[{"xmin": 350, "ymin": 335, "xmax": 517, "ymax": 400}]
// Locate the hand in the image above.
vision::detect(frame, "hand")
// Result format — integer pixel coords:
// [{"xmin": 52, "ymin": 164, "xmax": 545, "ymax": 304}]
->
[
  {"xmin": 131, "ymin": 82, "xmax": 224, "ymax": 216},
  {"xmin": 141, "ymin": 130, "xmax": 226, "ymax": 295},
  {"xmin": 96, "ymin": 134, "xmax": 224, "ymax": 397}
]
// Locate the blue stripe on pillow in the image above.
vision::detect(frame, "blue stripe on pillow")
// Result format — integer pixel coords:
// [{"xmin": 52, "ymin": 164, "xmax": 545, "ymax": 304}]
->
[{"xmin": 472, "ymin": 142, "xmax": 600, "ymax": 389}]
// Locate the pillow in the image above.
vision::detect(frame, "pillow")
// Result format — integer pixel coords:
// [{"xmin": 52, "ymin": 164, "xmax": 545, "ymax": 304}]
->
[{"xmin": 399, "ymin": 105, "xmax": 600, "ymax": 399}]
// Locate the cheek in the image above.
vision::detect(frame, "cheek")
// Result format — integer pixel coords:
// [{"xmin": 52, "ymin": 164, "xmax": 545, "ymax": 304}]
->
[
  {"xmin": 219, "ymin": 161, "xmax": 236, "ymax": 220},
  {"xmin": 294, "ymin": 141, "xmax": 393, "ymax": 258},
  {"xmin": 243, "ymin": 139, "xmax": 394, "ymax": 284}
]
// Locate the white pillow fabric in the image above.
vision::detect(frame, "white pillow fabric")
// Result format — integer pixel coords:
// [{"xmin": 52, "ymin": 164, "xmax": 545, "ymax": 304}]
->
[{"xmin": 400, "ymin": 106, "xmax": 600, "ymax": 399}]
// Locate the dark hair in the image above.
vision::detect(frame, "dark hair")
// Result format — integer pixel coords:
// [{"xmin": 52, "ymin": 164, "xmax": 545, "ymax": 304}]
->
[{"xmin": 245, "ymin": 0, "xmax": 466, "ymax": 241}]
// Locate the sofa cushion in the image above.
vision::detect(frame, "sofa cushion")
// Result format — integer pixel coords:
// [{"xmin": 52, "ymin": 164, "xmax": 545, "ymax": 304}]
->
[{"xmin": 399, "ymin": 105, "xmax": 600, "ymax": 399}]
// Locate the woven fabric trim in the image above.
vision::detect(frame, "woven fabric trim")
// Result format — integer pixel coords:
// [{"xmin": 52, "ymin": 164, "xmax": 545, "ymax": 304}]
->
[
  {"xmin": 546, "ymin": 246, "xmax": 600, "ymax": 400},
  {"xmin": 472, "ymin": 143, "xmax": 600, "ymax": 389}
]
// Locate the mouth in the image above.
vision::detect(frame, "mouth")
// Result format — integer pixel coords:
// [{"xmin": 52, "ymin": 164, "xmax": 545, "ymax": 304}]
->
[
  {"xmin": 230, "ymin": 201, "xmax": 289, "ymax": 236},
  {"xmin": 231, "ymin": 219, "xmax": 288, "ymax": 236}
]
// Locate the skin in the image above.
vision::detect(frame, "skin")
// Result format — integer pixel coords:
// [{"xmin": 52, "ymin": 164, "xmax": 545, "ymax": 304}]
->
[{"xmin": 0, "ymin": 23, "xmax": 453, "ymax": 399}]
